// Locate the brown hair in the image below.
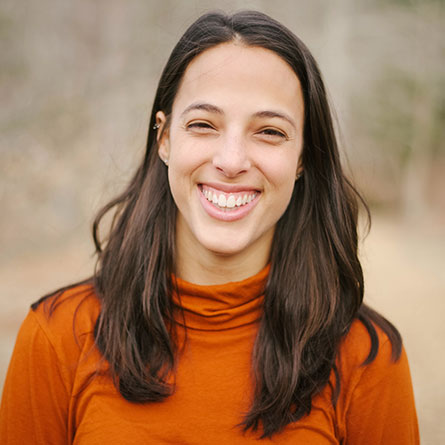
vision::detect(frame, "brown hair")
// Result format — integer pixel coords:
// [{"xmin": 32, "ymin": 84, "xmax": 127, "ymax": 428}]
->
[{"xmin": 33, "ymin": 10, "xmax": 402, "ymax": 439}]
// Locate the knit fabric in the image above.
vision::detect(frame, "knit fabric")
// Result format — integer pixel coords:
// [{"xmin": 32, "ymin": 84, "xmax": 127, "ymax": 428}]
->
[{"xmin": 0, "ymin": 268, "xmax": 419, "ymax": 444}]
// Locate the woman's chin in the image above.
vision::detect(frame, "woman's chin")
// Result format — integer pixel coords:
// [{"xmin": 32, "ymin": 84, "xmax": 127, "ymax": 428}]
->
[
  {"xmin": 193, "ymin": 226, "xmax": 274, "ymax": 261},
  {"xmin": 198, "ymin": 236, "xmax": 251, "ymax": 258}
]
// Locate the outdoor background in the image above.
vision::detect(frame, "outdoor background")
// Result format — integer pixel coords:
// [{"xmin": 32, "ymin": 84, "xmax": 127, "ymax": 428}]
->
[{"xmin": 1, "ymin": 0, "xmax": 444, "ymax": 443}]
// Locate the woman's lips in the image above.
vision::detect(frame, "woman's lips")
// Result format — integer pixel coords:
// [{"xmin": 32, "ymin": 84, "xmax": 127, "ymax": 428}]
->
[{"xmin": 198, "ymin": 184, "xmax": 260, "ymax": 222}]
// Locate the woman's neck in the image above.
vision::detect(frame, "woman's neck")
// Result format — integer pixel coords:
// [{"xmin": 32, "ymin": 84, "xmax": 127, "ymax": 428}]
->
[{"xmin": 175, "ymin": 230, "xmax": 272, "ymax": 286}]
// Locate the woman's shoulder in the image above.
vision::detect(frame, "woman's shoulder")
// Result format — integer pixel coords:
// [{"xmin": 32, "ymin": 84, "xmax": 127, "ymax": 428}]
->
[
  {"xmin": 26, "ymin": 282, "xmax": 101, "ymax": 358},
  {"xmin": 334, "ymin": 316, "xmax": 419, "ymax": 442},
  {"xmin": 337, "ymin": 315, "xmax": 412, "ymax": 398},
  {"xmin": 1, "ymin": 284, "xmax": 104, "ymax": 440},
  {"xmin": 340, "ymin": 317, "xmax": 390, "ymax": 363},
  {"xmin": 338, "ymin": 316, "xmax": 402, "ymax": 375},
  {"xmin": 32, "ymin": 282, "xmax": 100, "ymax": 327}
]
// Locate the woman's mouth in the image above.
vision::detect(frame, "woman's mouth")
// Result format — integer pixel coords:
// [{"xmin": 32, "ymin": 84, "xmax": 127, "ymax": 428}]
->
[
  {"xmin": 198, "ymin": 184, "xmax": 260, "ymax": 221},
  {"xmin": 201, "ymin": 185, "xmax": 257, "ymax": 210}
]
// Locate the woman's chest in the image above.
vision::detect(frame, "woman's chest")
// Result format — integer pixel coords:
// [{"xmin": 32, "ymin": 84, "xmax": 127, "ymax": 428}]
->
[{"xmin": 71, "ymin": 331, "xmax": 340, "ymax": 444}]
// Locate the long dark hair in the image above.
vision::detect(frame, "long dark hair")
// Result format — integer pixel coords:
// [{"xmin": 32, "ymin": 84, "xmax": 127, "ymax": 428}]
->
[{"xmin": 33, "ymin": 10, "xmax": 402, "ymax": 439}]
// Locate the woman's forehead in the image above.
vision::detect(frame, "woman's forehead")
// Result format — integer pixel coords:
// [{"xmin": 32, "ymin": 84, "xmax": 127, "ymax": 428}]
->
[{"xmin": 172, "ymin": 42, "xmax": 304, "ymax": 120}]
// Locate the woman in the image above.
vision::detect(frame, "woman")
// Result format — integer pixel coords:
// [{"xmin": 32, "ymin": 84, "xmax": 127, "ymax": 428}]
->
[{"xmin": 0, "ymin": 10, "xmax": 418, "ymax": 444}]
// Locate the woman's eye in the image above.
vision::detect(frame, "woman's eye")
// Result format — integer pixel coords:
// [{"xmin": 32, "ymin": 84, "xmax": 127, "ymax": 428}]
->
[
  {"xmin": 258, "ymin": 128, "xmax": 287, "ymax": 139},
  {"xmin": 187, "ymin": 122, "xmax": 215, "ymax": 131}
]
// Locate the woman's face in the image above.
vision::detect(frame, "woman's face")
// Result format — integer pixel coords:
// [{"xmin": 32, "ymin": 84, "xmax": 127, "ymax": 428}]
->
[{"xmin": 157, "ymin": 42, "xmax": 304, "ymax": 276}]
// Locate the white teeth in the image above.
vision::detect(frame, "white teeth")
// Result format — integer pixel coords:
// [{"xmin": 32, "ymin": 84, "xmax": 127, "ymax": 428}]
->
[
  {"xmin": 203, "ymin": 187, "xmax": 257, "ymax": 209},
  {"xmin": 218, "ymin": 194, "xmax": 226, "ymax": 207},
  {"xmin": 226, "ymin": 195, "xmax": 236, "ymax": 208}
]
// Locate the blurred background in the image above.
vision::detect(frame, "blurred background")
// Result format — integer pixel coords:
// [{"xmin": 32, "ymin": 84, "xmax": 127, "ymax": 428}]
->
[{"xmin": 1, "ymin": 0, "xmax": 444, "ymax": 442}]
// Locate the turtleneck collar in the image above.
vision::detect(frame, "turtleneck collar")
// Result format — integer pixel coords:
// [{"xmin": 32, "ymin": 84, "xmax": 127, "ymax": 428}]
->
[{"xmin": 172, "ymin": 265, "xmax": 270, "ymax": 331}]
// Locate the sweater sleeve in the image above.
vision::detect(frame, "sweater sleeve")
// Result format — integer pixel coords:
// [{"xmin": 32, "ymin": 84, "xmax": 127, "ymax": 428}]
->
[
  {"xmin": 344, "ymin": 339, "xmax": 419, "ymax": 445},
  {"xmin": 0, "ymin": 310, "xmax": 71, "ymax": 445}
]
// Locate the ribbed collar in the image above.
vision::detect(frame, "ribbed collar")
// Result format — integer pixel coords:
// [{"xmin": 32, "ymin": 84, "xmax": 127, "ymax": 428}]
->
[{"xmin": 172, "ymin": 265, "xmax": 270, "ymax": 331}]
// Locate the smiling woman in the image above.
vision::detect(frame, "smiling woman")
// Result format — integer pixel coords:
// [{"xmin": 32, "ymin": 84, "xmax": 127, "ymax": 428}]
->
[{"xmin": 0, "ymin": 10, "xmax": 419, "ymax": 444}]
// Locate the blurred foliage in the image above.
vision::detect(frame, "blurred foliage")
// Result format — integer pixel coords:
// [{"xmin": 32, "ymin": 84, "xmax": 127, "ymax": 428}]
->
[
  {"xmin": 381, "ymin": 0, "xmax": 445, "ymax": 6},
  {"xmin": 0, "ymin": 0, "xmax": 444, "ymax": 260}
]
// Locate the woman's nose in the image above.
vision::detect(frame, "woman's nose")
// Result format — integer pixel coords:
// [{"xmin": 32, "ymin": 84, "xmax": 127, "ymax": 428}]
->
[{"xmin": 212, "ymin": 133, "xmax": 251, "ymax": 178}]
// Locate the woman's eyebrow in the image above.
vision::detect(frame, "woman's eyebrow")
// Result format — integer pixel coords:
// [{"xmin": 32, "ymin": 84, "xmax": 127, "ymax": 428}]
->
[
  {"xmin": 252, "ymin": 110, "xmax": 296, "ymax": 129},
  {"xmin": 180, "ymin": 102, "xmax": 223, "ymax": 117}
]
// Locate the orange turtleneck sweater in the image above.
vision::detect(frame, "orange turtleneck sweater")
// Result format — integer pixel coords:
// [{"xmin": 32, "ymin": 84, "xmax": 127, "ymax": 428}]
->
[{"xmin": 0, "ymin": 268, "xmax": 419, "ymax": 444}]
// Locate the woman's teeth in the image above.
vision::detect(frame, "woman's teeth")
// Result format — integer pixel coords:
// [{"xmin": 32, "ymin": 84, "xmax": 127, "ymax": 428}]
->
[{"xmin": 202, "ymin": 188, "xmax": 257, "ymax": 209}]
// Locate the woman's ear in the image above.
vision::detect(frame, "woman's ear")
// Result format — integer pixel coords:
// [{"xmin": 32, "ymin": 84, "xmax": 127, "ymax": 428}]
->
[
  {"xmin": 296, "ymin": 157, "xmax": 304, "ymax": 181},
  {"xmin": 155, "ymin": 111, "xmax": 170, "ymax": 163}
]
